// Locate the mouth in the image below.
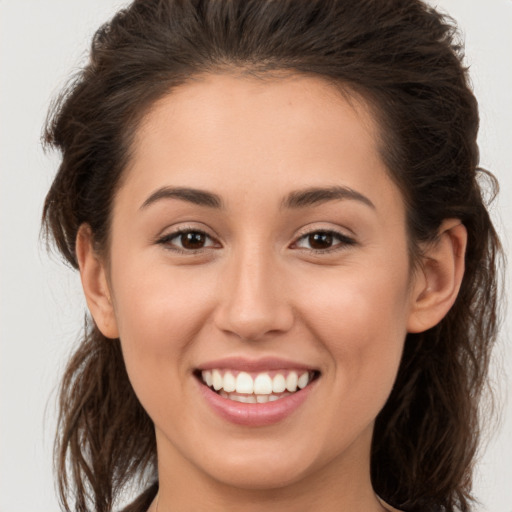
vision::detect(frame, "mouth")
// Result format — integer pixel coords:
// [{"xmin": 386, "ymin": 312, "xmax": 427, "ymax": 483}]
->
[{"xmin": 194, "ymin": 368, "xmax": 321, "ymax": 404}]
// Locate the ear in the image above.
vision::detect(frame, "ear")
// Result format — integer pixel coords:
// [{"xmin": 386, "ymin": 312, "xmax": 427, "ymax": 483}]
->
[
  {"xmin": 76, "ymin": 224, "xmax": 119, "ymax": 339},
  {"xmin": 407, "ymin": 219, "xmax": 467, "ymax": 333}
]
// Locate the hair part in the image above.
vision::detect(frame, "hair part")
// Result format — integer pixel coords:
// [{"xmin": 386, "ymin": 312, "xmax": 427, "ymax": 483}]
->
[{"xmin": 43, "ymin": 1, "xmax": 502, "ymax": 511}]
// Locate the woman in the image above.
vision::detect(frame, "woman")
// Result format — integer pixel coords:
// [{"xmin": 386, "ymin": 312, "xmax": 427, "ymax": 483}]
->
[{"xmin": 42, "ymin": 1, "xmax": 502, "ymax": 511}]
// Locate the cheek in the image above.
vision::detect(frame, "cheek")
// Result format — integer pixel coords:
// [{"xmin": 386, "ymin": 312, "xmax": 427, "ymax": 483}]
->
[
  {"xmin": 107, "ymin": 261, "xmax": 221, "ymax": 430},
  {"xmin": 107, "ymin": 253, "xmax": 217, "ymax": 391},
  {"xmin": 296, "ymin": 268, "xmax": 411, "ymax": 444},
  {"xmin": 296, "ymin": 264, "xmax": 411, "ymax": 387},
  {"xmin": 111, "ymin": 257, "xmax": 210, "ymax": 338}
]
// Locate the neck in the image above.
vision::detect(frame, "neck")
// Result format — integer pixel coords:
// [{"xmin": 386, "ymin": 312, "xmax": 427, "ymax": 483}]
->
[{"xmin": 154, "ymin": 425, "xmax": 390, "ymax": 512}]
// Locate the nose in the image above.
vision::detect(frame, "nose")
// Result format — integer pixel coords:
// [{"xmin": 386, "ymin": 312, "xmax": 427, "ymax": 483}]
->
[{"xmin": 213, "ymin": 247, "xmax": 294, "ymax": 341}]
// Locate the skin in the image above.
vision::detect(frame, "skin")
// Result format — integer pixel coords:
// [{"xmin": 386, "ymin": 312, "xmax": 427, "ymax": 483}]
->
[{"xmin": 77, "ymin": 74, "xmax": 467, "ymax": 512}]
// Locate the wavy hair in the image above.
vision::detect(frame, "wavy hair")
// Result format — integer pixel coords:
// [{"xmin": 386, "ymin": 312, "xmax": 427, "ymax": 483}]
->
[{"xmin": 42, "ymin": 1, "xmax": 502, "ymax": 511}]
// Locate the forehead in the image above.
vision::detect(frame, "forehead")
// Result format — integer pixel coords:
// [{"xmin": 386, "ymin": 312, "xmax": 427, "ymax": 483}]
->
[
  {"xmin": 135, "ymin": 73, "xmax": 377, "ymax": 152},
  {"xmin": 121, "ymin": 73, "xmax": 401, "ymax": 215}
]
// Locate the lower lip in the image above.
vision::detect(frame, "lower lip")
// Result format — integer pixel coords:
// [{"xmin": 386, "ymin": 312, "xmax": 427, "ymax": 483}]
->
[{"xmin": 196, "ymin": 378, "xmax": 317, "ymax": 427}]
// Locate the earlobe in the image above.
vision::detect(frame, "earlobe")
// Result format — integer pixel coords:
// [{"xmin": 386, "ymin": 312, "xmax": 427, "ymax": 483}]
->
[
  {"xmin": 76, "ymin": 224, "xmax": 119, "ymax": 339},
  {"xmin": 407, "ymin": 219, "xmax": 467, "ymax": 333}
]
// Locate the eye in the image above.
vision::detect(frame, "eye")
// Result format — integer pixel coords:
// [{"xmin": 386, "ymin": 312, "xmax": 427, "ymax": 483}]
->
[
  {"xmin": 293, "ymin": 230, "xmax": 355, "ymax": 252},
  {"xmin": 156, "ymin": 229, "xmax": 219, "ymax": 252}
]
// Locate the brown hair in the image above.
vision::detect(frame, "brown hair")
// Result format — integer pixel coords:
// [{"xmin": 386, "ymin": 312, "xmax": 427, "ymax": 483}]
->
[{"xmin": 42, "ymin": 1, "xmax": 502, "ymax": 511}]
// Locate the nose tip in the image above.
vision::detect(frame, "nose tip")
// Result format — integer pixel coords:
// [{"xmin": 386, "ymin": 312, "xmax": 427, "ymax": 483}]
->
[
  {"xmin": 213, "ymin": 257, "xmax": 294, "ymax": 341},
  {"xmin": 216, "ymin": 301, "xmax": 293, "ymax": 341}
]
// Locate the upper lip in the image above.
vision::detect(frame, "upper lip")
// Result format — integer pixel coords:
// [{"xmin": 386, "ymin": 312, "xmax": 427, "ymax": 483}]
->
[{"xmin": 196, "ymin": 356, "xmax": 319, "ymax": 373}]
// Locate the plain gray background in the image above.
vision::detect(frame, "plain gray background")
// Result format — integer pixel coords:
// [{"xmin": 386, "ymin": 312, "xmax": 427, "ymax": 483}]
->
[{"xmin": 1, "ymin": 1, "xmax": 511, "ymax": 510}]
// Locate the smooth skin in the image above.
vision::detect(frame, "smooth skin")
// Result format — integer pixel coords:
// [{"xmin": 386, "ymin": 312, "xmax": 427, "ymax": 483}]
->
[{"xmin": 76, "ymin": 74, "xmax": 467, "ymax": 512}]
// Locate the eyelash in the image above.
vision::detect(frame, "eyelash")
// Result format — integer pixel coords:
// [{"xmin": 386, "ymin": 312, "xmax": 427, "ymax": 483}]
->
[
  {"xmin": 155, "ymin": 228, "xmax": 356, "ymax": 255},
  {"xmin": 155, "ymin": 227, "xmax": 218, "ymax": 254},
  {"xmin": 292, "ymin": 230, "xmax": 356, "ymax": 253}
]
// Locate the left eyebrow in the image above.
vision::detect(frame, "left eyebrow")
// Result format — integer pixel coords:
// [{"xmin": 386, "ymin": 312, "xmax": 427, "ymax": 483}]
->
[{"xmin": 281, "ymin": 186, "xmax": 376, "ymax": 210}]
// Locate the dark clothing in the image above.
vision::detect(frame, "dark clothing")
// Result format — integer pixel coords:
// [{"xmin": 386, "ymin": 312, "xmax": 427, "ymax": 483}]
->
[{"xmin": 120, "ymin": 483, "xmax": 158, "ymax": 512}]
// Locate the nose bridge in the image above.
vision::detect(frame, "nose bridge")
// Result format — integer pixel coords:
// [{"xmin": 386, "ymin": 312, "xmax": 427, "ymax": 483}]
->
[{"xmin": 214, "ymin": 241, "xmax": 293, "ymax": 340}]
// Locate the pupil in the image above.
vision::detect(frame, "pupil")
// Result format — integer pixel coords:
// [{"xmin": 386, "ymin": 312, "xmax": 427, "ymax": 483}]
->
[
  {"xmin": 309, "ymin": 232, "xmax": 333, "ymax": 249},
  {"xmin": 181, "ymin": 232, "xmax": 205, "ymax": 249}
]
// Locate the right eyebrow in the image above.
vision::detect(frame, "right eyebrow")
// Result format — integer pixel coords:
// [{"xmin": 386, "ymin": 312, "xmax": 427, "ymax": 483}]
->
[{"xmin": 139, "ymin": 186, "xmax": 223, "ymax": 210}]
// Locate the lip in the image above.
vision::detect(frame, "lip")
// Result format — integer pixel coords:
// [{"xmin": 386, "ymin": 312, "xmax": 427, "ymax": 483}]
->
[
  {"xmin": 196, "ymin": 356, "xmax": 317, "ymax": 373},
  {"xmin": 195, "ymin": 357, "xmax": 319, "ymax": 427}
]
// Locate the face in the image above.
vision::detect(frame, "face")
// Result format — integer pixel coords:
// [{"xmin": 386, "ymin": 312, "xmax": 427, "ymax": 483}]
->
[{"xmin": 96, "ymin": 74, "xmax": 422, "ymax": 493}]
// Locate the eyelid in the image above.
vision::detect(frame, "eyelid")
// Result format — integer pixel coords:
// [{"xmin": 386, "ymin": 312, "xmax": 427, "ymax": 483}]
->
[
  {"xmin": 154, "ymin": 223, "xmax": 356, "ymax": 255},
  {"xmin": 155, "ymin": 224, "xmax": 222, "ymax": 253},
  {"xmin": 291, "ymin": 227, "xmax": 357, "ymax": 252}
]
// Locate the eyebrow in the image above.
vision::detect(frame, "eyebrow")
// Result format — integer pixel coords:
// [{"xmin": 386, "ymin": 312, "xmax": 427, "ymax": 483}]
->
[
  {"xmin": 140, "ymin": 186, "xmax": 223, "ymax": 210},
  {"xmin": 139, "ymin": 185, "xmax": 374, "ymax": 211},
  {"xmin": 281, "ymin": 186, "xmax": 375, "ymax": 210}
]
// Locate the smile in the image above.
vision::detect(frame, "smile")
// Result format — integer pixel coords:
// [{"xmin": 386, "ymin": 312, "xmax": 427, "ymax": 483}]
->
[{"xmin": 198, "ymin": 369, "xmax": 319, "ymax": 404}]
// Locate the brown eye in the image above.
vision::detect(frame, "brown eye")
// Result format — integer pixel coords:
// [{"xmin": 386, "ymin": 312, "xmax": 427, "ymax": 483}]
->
[
  {"xmin": 180, "ymin": 231, "xmax": 207, "ymax": 249},
  {"xmin": 308, "ymin": 232, "xmax": 334, "ymax": 249},
  {"xmin": 157, "ymin": 229, "xmax": 218, "ymax": 252},
  {"xmin": 294, "ymin": 230, "xmax": 356, "ymax": 252}
]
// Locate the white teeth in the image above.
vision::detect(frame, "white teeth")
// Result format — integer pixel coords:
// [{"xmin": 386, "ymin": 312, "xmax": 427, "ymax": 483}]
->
[
  {"xmin": 201, "ymin": 369, "xmax": 316, "ymax": 395},
  {"xmin": 212, "ymin": 370, "xmax": 223, "ymax": 391},
  {"xmin": 272, "ymin": 374, "xmax": 286, "ymax": 393},
  {"xmin": 253, "ymin": 373, "xmax": 273, "ymax": 394},
  {"xmin": 223, "ymin": 372, "xmax": 236, "ymax": 392},
  {"xmin": 231, "ymin": 394, "xmax": 257, "ymax": 404},
  {"xmin": 235, "ymin": 372, "xmax": 254, "ymax": 394},
  {"xmin": 297, "ymin": 371, "xmax": 310, "ymax": 389},
  {"xmin": 219, "ymin": 391, "xmax": 292, "ymax": 403},
  {"xmin": 286, "ymin": 371, "xmax": 298, "ymax": 392},
  {"xmin": 203, "ymin": 370, "xmax": 213, "ymax": 387}
]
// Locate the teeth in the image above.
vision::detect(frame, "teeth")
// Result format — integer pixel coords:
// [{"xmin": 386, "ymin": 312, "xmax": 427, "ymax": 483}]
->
[
  {"xmin": 254, "ymin": 373, "xmax": 273, "ymax": 394},
  {"xmin": 298, "ymin": 371, "xmax": 310, "ymax": 389},
  {"xmin": 203, "ymin": 370, "xmax": 213, "ymax": 387},
  {"xmin": 212, "ymin": 370, "xmax": 223, "ymax": 391},
  {"xmin": 222, "ymin": 392, "xmax": 292, "ymax": 403},
  {"xmin": 235, "ymin": 372, "xmax": 254, "ymax": 394},
  {"xmin": 231, "ymin": 394, "xmax": 257, "ymax": 404},
  {"xmin": 272, "ymin": 374, "xmax": 286, "ymax": 393},
  {"xmin": 200, "ymin": 369, "xmax": 315, "ymax": 396},
  {"xmin": 286, "ymin": 371, "xmax": 298, "ymax": 392},
  {"xmin": 223, "ymin": 372, "xmax": 236, "ymax": 392}
]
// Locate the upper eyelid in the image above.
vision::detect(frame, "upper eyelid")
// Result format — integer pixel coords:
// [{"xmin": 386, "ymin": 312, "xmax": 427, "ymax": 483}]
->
[
  {"xmin": 155, "ymin": 229, "xmax": 221, "ymax": 255},
  {"xmin": 293, "ymin": 225, "xmax": 356, "ymax": 241},
  {"xmin": 290, "ymin": 227, "xmax": 357, "ymax": 253},
  {"xmin": 155, "ymin": 224, "xmax": 356, "ymax": 249},
  {"xmin": 293, "ymin": 231, "xmax": 355, "ymax": 245},
  {"xmin": 156, "ymin": 224, "xmax": 218, "ymax": 240},
  {"xmin": 154, "ymin": 227, "xmax": 219, "ymax": 251}
]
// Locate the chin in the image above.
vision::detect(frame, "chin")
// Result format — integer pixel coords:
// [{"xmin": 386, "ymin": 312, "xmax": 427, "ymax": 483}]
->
[
  {"xmin": 210, "ymin": 464, "xmax": 309, "ymax": 491},
  {"xmin": 195, "ymin": 442, "xmax": 324, "ymax": 491}
]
